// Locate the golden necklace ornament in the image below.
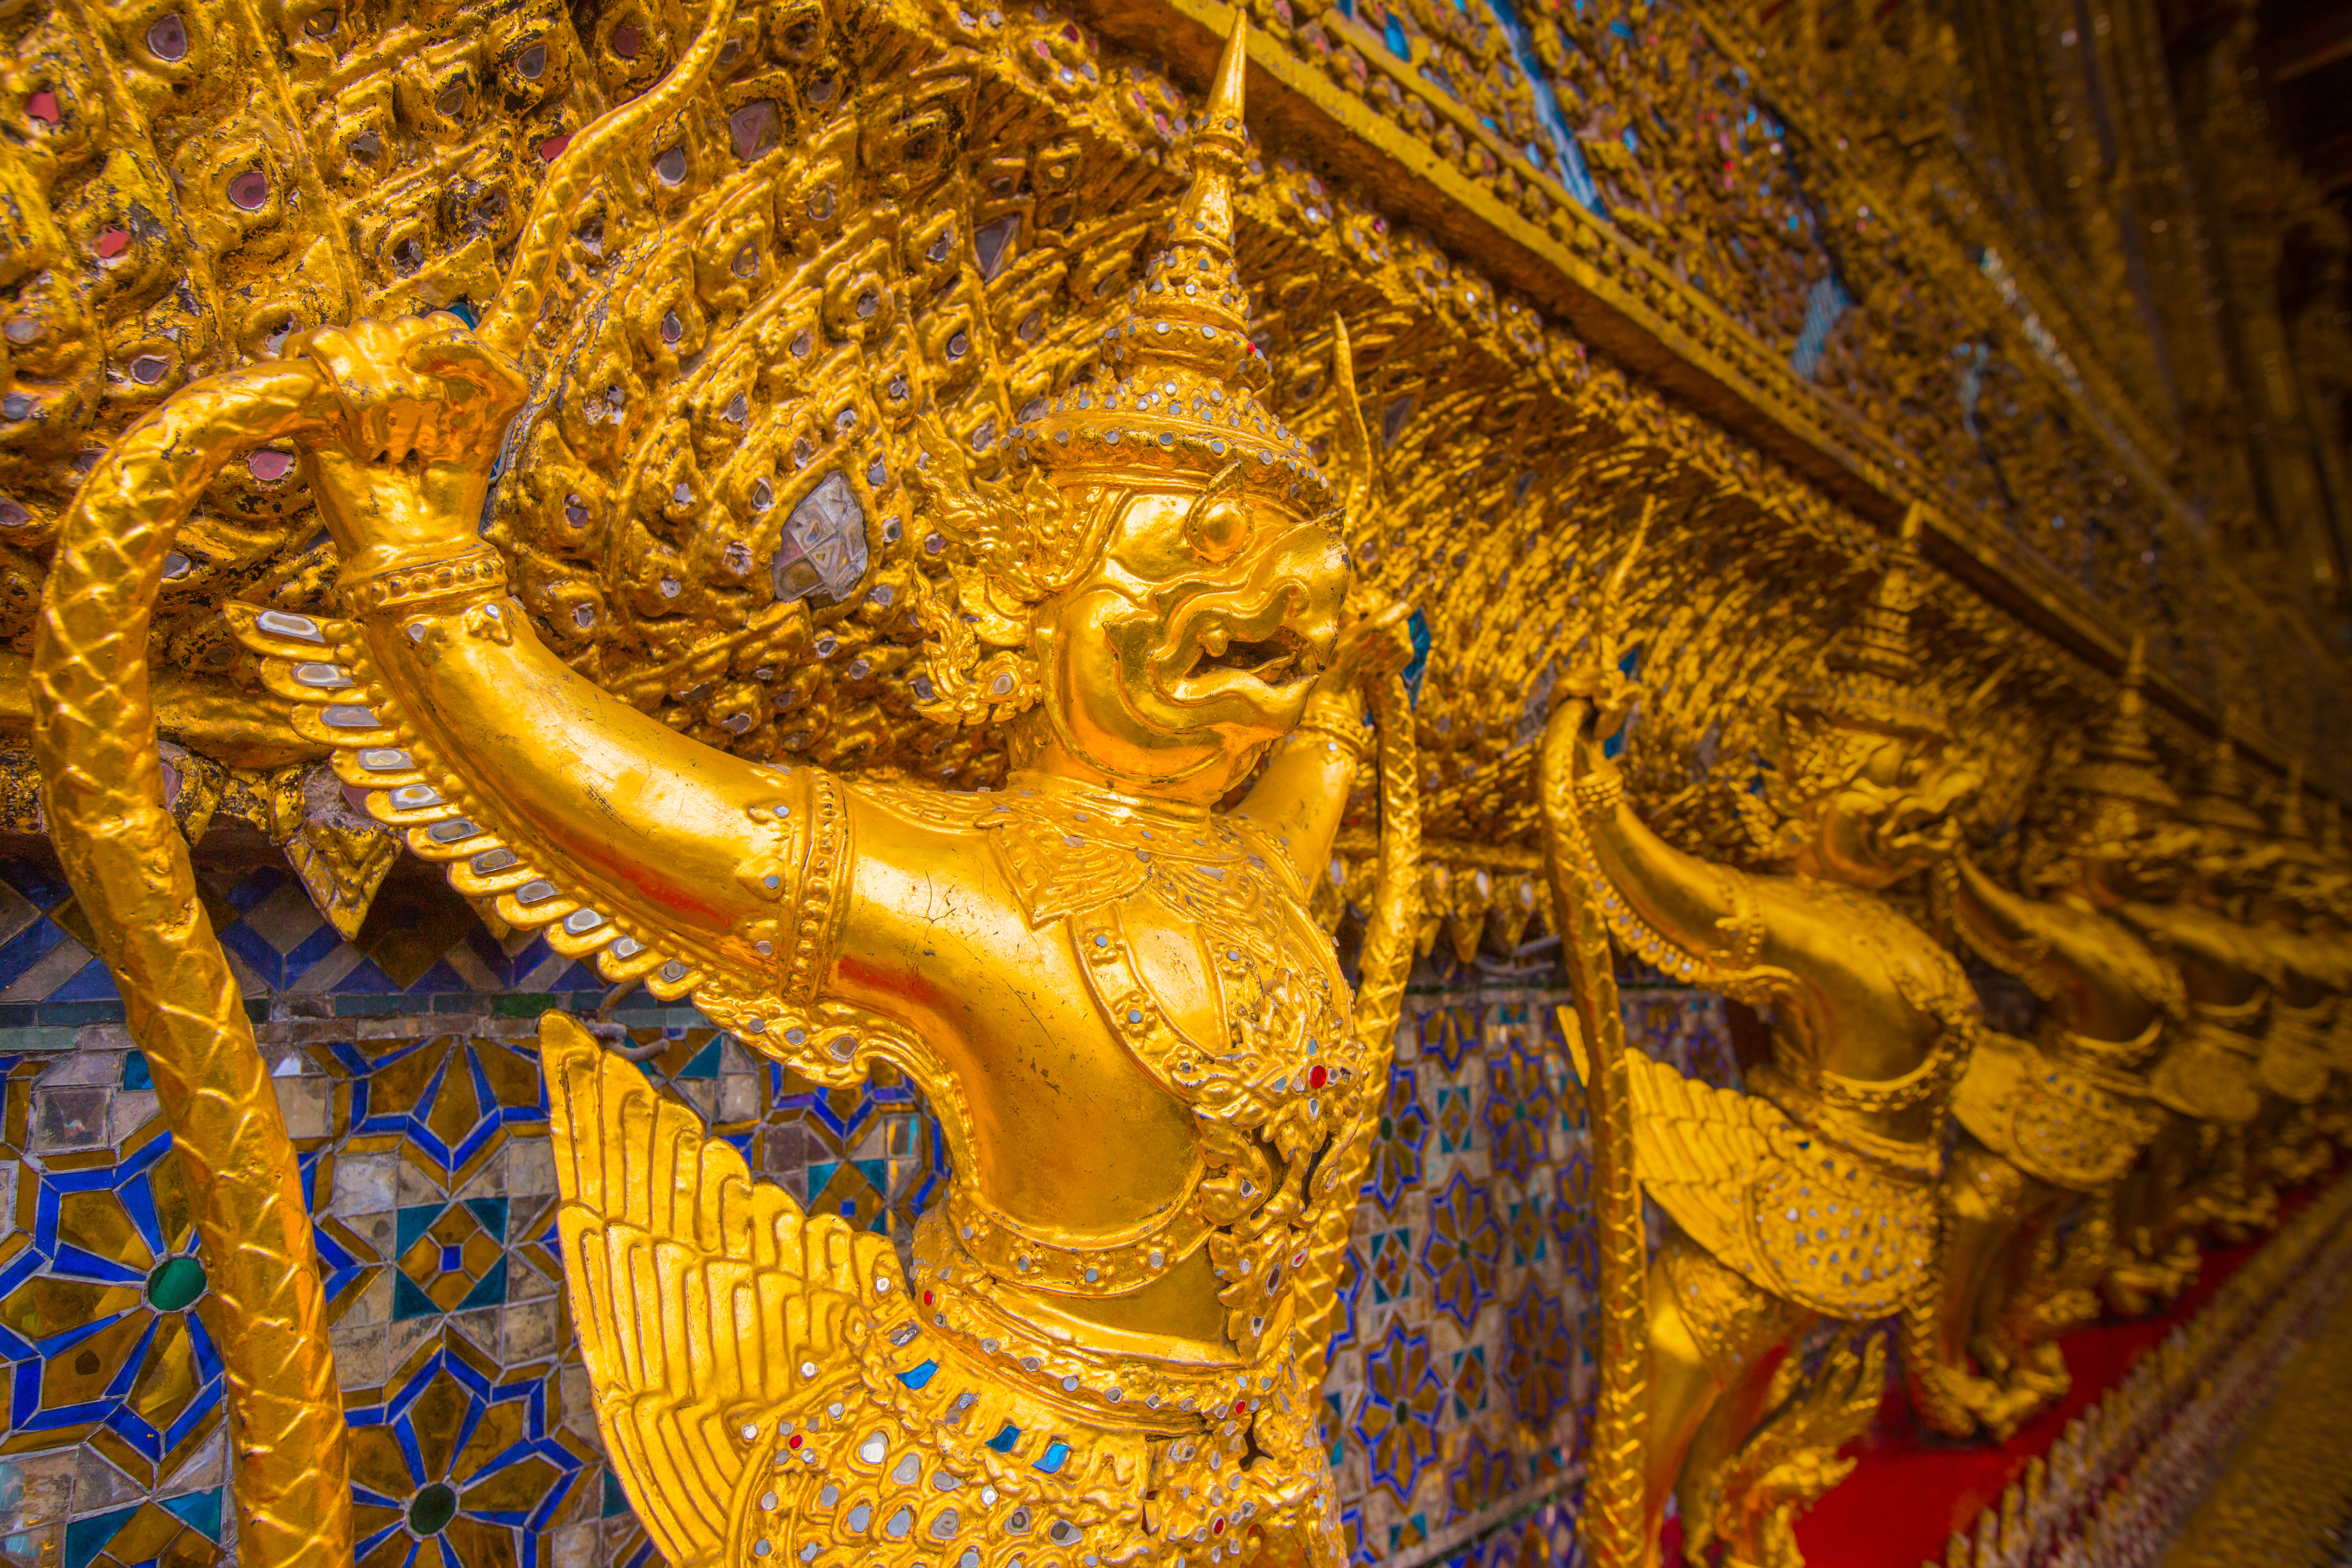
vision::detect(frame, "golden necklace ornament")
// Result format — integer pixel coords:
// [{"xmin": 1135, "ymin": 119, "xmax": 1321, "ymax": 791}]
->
[{"xmin": 27, "ymin": 11, "xmax": 1423, "ymax": 1567}]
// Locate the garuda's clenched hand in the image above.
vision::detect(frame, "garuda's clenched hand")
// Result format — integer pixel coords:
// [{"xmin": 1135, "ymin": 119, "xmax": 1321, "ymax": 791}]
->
[{"xmin": 288, "ymin": 316, "xmax": 529, "ymax": 584}]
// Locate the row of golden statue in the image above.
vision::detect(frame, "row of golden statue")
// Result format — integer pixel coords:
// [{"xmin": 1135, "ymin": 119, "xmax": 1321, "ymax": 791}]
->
[
  {"xmin": 1541, "ymin": 531, "xmax": 2352, "ymax": 1568},
  {"xmin": 20, "ymin": 14, "xmax": 2348, "ymax": 1568}
]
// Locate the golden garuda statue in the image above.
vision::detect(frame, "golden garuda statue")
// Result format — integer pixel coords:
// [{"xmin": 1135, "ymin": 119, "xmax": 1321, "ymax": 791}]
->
[
  {"xmin": 27, "ymin": 12, "xmax": 1426, "ymax": 1566},
  {"xmin": 2244, "ymin": 773, "xmax": 2345, "ymax": 1189},
  {"xmin": 1535, "ymin": 508, "xmax": 1987, "ymax": 1567},
  {"xmin": 2114, "ymin": 731, "xmax": 2283, "ymax": 1247},
  {"xmin": 2305, "ymin": 805, "xmax": 2352, "ymax": 1149},
  {"xmin": 1925, "ymin": 633, "xmax": 2190, "ymax": 1433}
]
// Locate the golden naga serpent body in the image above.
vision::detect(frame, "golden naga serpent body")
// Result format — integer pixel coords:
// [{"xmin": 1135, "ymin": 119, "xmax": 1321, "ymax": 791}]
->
[
  {"xmin": 33, "ymin": 366, "xmax": 355, "ymax": 1568},
  {"xmin": 1539, "ymin": 702, "xmax": 1648, "ymax": 1568},
  {"xmin": 1298, "ymin": 667, "xmax": 1422, "ymax": 1387},
  {"xmin": 1535, "ymin": 517, "xmax": 1654, "ymax": 1568}
]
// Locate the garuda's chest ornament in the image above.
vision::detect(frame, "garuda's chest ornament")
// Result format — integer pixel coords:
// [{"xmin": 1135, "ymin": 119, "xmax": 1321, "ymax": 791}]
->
[
  {"xmin": 865, "ymin": 776, "xmax": 1368, "ymax": 1358},
  {"xmin": 1566, "ymin": 853, "xmax": 1974, "ymax": 1321},
  {"xmin": 27, "ymin": 11, "xmax": 1421, "ymax": 1568}
]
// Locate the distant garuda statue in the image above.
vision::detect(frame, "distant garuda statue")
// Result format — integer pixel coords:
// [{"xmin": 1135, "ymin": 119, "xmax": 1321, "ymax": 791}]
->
[{"xmin": 1537, "ymin": 509, "xmax": 1986, "ymax": 1568}]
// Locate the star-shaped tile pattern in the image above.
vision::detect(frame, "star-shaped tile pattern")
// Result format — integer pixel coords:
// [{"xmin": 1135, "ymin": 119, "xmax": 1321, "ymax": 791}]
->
[
  {"xmin": 336, "ymin": 1036, "xmax": 546, "ymax": 1187},
  {"xmin": 0, "ymin": 1126, "xmax": 224, "ymax": 1488},
  {"xmin": 393, "ymin": 1200, "xmax": 509, "ymax": 1320},
  {"xmin": 1420, "ymin": 1169, "xmax": 1506, "ymax": 1332},
  {"xmin": 62, "ymin": 1493, "xmax": 223, "ymax": 1568},
  {"xmin": 346, "ymin": 1328, "xmax": 590, "ymax": 1568},
  {"xmin": 1355, "ymin": 1320, "xmax": 1444, "ymax": 1508}
]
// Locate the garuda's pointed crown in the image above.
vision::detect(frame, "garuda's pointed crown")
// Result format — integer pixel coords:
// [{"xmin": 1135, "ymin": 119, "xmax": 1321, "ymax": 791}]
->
[
  {"xmin": 2060, "ymin": 633, "xmax": 2180, "ymax": 812},
  {"xmin": 2179, "ymin": 715, "xmax": 2267, "ymax": 835},
  {"xmin": 2274, "ymin": 758, "xmax": 2312, "ymax": 841},
  {"xmin": 1009, "ymin": 18, "xmax": 1333, "ymax": 517},
  {"xmin": 1783, "ymin": 506, "xmax": 1947, "ymax": 741}
]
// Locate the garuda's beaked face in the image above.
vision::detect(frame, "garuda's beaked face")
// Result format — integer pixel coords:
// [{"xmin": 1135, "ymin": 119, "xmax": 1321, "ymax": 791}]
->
[
  {"xmin": 2192, "ymin": 831, "xmax": 2281, "ymax": 897},
  {"xmin": 2031, "ymin": 797, "xmax": 2199, "ymax": 903},
  {"xmin": 1033, "ymin": 484, "xmax": 1348, "ymax": 804},
  {"xmin": 1800, "ymin": 733, "xmax": 1982, "ymax": 889},
  {"xmin": 2101, "ymin": 820, "xmax": 2202, "ymax": 903},
  {"xmin": 2263, "ymin": 851, "xmax": 2345, "ymax": 921}
]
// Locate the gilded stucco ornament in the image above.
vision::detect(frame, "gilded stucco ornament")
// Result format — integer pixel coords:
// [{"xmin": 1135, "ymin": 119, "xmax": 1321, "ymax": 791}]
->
[
  {"xmin": 13, "ymin": 0, "xmax": 2352, "ymax": 1557},
  {"xmin": 1537, "ymin": 506, "xmax": 1987, "ymax": 1568},
  {"xmin": 30, "ymin": 13, "xmax": 1427, "ymax": 1566},
  {"xmin": 1925, "ymin": 633, "xmax": 2191, "ymax": 1436}
]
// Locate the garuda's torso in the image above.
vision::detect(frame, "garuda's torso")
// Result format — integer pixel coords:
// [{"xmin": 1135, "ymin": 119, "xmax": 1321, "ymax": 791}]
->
[
  {"xmin": 670, "ymin": 771, "xmax": 1373, "ymax": 1568},
  {"xmin": 2316, "ymin": 928, "xmax": 2352, "ymax": 1075},
  {"xmin": 1605, "ymin": 870, "xmax": 1980, "ymax": 1321},
  {"xmin": 2247, "ymin": 922, "xmax": 2340, "ymax": 1105},
  {"xmin": 2118, "ymin": 899, "xmax": 2273, "ymax": 1125},
  {"xmin": 1745, "ymin": 875, "xmax": 1981, "ymax": 1131},
  {"xmin": 845, "ymin": 772, "xmax": 1370, "ymax": 1363},
  {"xmin": 1947, "ymin": 883, "xmax": 2180, "ymax": 1190}
]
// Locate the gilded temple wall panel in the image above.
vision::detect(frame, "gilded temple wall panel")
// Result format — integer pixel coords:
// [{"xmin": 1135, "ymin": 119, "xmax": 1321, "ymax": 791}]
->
[
  {"xmin": 4, "ymin": 0, "xmax": 2337, "ymax": 836},
  {"xmin": 4, "ymin": 0, "xmax": 2352, "ymax": 1559}
]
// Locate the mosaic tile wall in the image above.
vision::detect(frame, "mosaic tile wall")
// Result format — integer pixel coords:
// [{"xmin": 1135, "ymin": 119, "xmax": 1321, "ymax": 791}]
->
[{"xmin": 0, "ymin": 853, "xmax": 1743, "ymax": 1568}]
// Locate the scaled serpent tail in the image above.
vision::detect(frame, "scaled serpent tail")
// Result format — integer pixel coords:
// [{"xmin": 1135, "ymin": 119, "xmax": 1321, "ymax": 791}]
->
[
  {"xmin": 30, "ymin": 364, "xmax": 354, "ymax": 1568},
  {"xmin": 1539, "ymin": 697, "xmax": 1649, "ymax": 1568},
  {"xmin": 1297, "ymin": 668, "xmax": 1420, "ymax": 1390},
  {"xmin": 1899, "ymin": 1194, "xmax": 2002, "ymax": 1440}
]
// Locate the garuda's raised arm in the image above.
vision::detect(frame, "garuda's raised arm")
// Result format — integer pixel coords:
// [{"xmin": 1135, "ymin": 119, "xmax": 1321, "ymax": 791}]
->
[
  {"xmin": 238, "ymin": 318, "xmax": 805, "ymax": 1011},
  {"xmin": 1940, "ymin": 853, "xmax": 2177, "ymax": 1038},
  {"xmin": 1548, "ymin": 705, "xmax": 1768, "ymax": 988}
]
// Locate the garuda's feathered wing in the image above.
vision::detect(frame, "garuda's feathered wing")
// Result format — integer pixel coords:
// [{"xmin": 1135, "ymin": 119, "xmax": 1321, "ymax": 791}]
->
[
  {"xmin": 1569, "ymin": 1016, "xmax": 1940, "ymax": 1322},
  {"xmin": 541, "ymin": 1011, "xmax": 900, "ymax": 1567}
]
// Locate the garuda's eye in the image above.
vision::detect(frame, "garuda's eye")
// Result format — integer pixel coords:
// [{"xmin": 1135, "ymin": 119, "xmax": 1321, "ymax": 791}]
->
[{"xmin": 1186, "ymin": 496, "xmax": 1250, "ymax": 563}]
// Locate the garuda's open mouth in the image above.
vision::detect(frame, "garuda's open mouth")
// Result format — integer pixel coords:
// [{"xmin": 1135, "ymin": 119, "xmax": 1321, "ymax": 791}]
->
[
  {"xmin": 1873, "ymin": 799, "xmax": 1964, "ymax": 863},
  {"xmin": 1185, "ymin": 622, "xmax": 1315, "ymax": 688}
]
